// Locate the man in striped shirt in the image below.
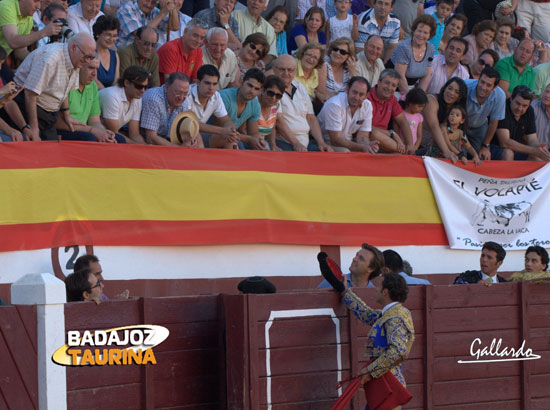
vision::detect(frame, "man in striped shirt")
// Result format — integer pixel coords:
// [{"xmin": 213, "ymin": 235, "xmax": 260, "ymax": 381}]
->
[{"xmin": 356, "ymin": 0, "xmax": 400, "ymax": 63}]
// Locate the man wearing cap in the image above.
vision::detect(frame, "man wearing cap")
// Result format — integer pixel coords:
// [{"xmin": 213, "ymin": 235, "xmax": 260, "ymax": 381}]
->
[
  {"xmin": 318, "ymin": 243, "xmax": 385, "ymax": 289},
  {"xmin": 215, "ymin": 67, "xmax": 265, "ymax": 149},
  {"xmin": 99, "ymin": 65, "xmax": 148, "ymax": 143},
  {"xmin": 141, "ymin": 72, "xmax": 199, "ymax": 146}
]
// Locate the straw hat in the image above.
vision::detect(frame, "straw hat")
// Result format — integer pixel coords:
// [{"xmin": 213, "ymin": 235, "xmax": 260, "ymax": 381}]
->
[{"xmin": 169, "ymin": 110, "xmax": 200, "ymax": 145}]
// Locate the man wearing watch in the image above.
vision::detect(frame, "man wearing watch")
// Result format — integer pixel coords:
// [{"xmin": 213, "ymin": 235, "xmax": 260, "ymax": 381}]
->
[
  {"xmin": 195, "ymin": 0, "xmax": 242, "ymax": 51},
  {"xmin": 464, "ymin": 67, "xmax": 506, "ymax": 160}
]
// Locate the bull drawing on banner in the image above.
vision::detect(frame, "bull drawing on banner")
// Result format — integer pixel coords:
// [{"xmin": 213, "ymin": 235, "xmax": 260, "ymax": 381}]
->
[{"xmin": 472, "ymin": 200, "xmax": 532, "ymax": 228}]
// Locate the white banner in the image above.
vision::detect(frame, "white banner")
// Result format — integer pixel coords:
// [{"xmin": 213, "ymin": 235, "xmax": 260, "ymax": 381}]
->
[{"xmin": 424, "ymin": 157, "xmax": 550, "ymax": 250}]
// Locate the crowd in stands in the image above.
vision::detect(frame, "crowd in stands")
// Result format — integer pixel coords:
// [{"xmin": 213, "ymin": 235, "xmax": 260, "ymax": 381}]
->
[{"xmin": 1, "ymin": 0, "xmax": 550, "ymax": 161}]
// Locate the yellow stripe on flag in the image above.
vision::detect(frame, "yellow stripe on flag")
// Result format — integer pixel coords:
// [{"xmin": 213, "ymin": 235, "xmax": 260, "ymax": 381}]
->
[{"xmin": 0, "ymin": 168, "xmax": 442, "ymax": 224}]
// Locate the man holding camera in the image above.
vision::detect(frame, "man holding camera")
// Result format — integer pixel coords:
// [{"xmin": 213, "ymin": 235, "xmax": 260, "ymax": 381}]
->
[
  {"xmin": 37, "ymin": 2, "xmax": 68, "ymax": 47},
  {"xmin": 0, "ymin": 0, "xmax": 64, "ymax": 60}
]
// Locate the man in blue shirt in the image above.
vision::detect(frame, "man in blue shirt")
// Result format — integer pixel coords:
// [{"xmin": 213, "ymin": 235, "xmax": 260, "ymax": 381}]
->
[
  {"xmin": 216, "ymin": 67, "xmax": 266, "ymax": 149},
  {"xmin": 464, "ymin": 67, "xmax": 506, "ymax": 159},
  {"xmin": 383, "ymin": 249, "xmax": 431, "ymax": 285},
  {"xmin": 318, "ymin": 243, "xmax": 385, "ymax": 289}
]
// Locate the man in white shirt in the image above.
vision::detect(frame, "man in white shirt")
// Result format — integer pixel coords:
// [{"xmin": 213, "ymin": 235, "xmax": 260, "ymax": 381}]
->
[
  {"xmin": 98, "ymin": 65, "xmax": 148, "ymax": 143},
  {"xmin": 202, "ymin": 27, "xmax": 239, "ymax": 90},
  {"xmin": 318, "ymin": 76, "xmax": 379, "ymax": 153},
  {"xmin": 184, "ymin": 64, "xmax": 238, "ymax": 145},
  {"xmin": 68, "ymin": 0, "xmax": 103, "ymax": 36},
  {"xmin": 272, "ymin": 55, "xmax": 332, "ymax": 152},
  {"xmin": 356, "ymin": 35, "xmax": 386, "ymax": 88}
]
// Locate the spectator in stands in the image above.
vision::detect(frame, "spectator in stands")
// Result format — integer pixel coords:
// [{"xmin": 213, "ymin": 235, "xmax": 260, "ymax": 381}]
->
[
  {"xmin": 66, "ymin": 267, "xmax": 104, "ymax": 303},
  {"xmin": 391, "ymin": 14, "xmax": 436, "ymax": 94},
  {"xmin": 355, "ymin": 0, "xmax": 400, "ymax": 62},
  {"xmin": 491, "ymin": 85, "xmax": 550, "ymax": 160},
  {"xmin": 236, "ymin": 33, "xmax": 270, "ymax": 85},
  {"xmin": 118, "ymin": 26, "xmax": 160, "ymax": 88},
  {"xmin": 392, "ymin": 0, "xmax": 424, "ymax": 40},
  {"xmin": 462, "ymin": 0, "xmax": 513, "ymax": 34},
  {"xmin": 426, "ymin": 37, "xmax": 469, "ymax": 95},
  {"xmin": 383, "ymin": 249, "xmax": 431, "ymax": 285},
  {"xmin": 202, "ymin": 27, "xmax": 239, "ymax": 90},
  {"xmin": 490, "ymin": 19, "xmax": 518, "ymax": 60},
  {"xmin": 326, "ymin": 0, "xmax": 357, "ymax": 44},
  {"xmin": 318, "ymin": 243, "xmax": 385, "ymax": 288},
  {"xmin": 465, "ymin": 67, "xmax": 506, "ymax": 158},
  {"xmin": 343, "ymin": 272, "xmax": 414, "ymax": 390},
  {"xmin": 215, "ymin": 68, "xmax": 266, "ymax": 149},
  {"xmin": 516, "ymin": 0, "xmax": 550, "ymax": 44},
  {"xmin": 317, "ymin": 76, "xmax": 379, "ymax": 153},
  {"xmin": 68, "ymin": 0, "xmax": 103, "ymax": 37},
  {"xmin": 272, "ymin": 54, "xmax": 333, "ymax": 152},
  {"xmin": 317, "ymin": 37, "xmax": 356, "ymax": 100},
  {"xmin": 494, "ymin": 39, "xmax": 536, "ymax": 98},
  {"xmin": 454, "ymin": 241, "xmax": 507, "ymax": 285},
  {"xmin": 116, "ymin": 0, "xmax": 174, "ymax": 48},
  {"xmin": 185, "ymin": 64, "xmax": 237, "ymax": 145},
  {"xmin": 511, "ymin": 27, "xmax": 548, "ymax": 68},
  {"xmin": 509, "ymin": 246, "xmax": 550, "ymax": 282},
  {"xmin": 467, "ymin": 48, "xmax": 499, "ymax": 80},
  {"xmin": 462, "ymin": 20, "xmax": 497, "ymax": 67},
  {"xmin": 367, "ymin": 69, "xmax": 414, "ymax": 154},
  {"xmin": 157, "ymin": 0, "xmax": 191, "ymax": 47},
  {"xmin": 34, "ymin": 0, "xmax": 59, "ymax": 26},
  {"xmin": 534, "ymin": 62, "xmax": 550, "ymax": 97},
  {"xmin": 99, "ymin": 65, "xmax": 149, "ymax": 144},
  {"xmin": 356, "ymin": 34, "xmax": 385, "ymax": 89},
  {"xmin": 195, "ymin": 0, "xmax": 241, "ymax": 51},
  {"xmin": 141, "ymin": 72, "xmax": 194, "ymax": 145},
  {"xmin": 294, "ymin": 42, "xmax": 324, "ymax": 102},
  {"xmin": 436, "ymin": 13, "xmax": 466, "ymax": 55},
  {"xmin": 73, "ymin": 254, "xmax": 129, "ymax": 300},
  {"xmin": 56, "ymin": 56, "xmax": 125, "ymax": 142},
  {"xmin": 427, "ymin": 0, "xmax": 454, "ymax": 52},
  {"xmin": 263, "ymin": 0, "xmax": 298, "ymax": 35},
  {"xmin": 36, "ymin": 3, "xmax": 68, "ymax": 48},
  {"xmin": 0, "ymin": 46, "xmax": 33, "ymax": 142},
  {"xmin": 266, "ymin": 5, "xmax": 290, "ymax": 56},
  {"xmin": 0, "ymin": 0, "xmax": 63, "ymax": 60},
  {"xmin": 158, "ymin": 18, "xmax": 207, "ymax": 83},
  {"xmin": 232, "ymin": 0, "xmax": 278, "ymax": 63},
  {"xmin": 288, "ymin": 6, "xmax": 326, "ymax": 55},
  {"xmin": 93, "ymin": 15, "xmax": 120, "ymax": 90},
  {"xmin": 258, "ymin": 75, "xmax": 285, "ymax": 150},
  {"xmin": 421, "ymin": 77, "xmax": 467, "ymax": 160},
  {"xmin": 394, "ymin": 87, "xmax": 427, "ymax": 153},
  {"xmin": 532, "ymin": 84, "xmax": 550, "ymax": 145},
  {"xmin": 14, "ymin": 33, "xmax": 96, "ymax": 141}
]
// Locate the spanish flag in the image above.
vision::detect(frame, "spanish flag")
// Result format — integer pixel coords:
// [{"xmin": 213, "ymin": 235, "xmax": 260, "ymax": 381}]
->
[{"xmin": 0, "ymin": 142, "xmax": 447, "ymax": 252}]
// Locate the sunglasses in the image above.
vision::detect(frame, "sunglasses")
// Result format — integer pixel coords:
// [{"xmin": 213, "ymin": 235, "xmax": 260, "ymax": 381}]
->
[
  {"xmin": 90, "ymin": 279, "xmax": 102, "ymax": 290},
  {"xmin": 132, "ymin": 81, "xmax": 148, "ymax": 90},
  {"xmin": 331, "ymin": 46, "xmax": 349, "ymax": 56},
  {"xmin": 266, "ymin": 89, "xmax": 283, "ymax": 99},
  {"xmin": 477, "ymin": 58, "xmax": 490, "ymax": 68},
  {"xmin": 249, "ymin": 42, "xmax": 263, "ymax": 57}
]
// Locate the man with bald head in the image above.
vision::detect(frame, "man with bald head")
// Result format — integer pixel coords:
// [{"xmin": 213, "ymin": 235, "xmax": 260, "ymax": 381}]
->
[
  {"xmin": 15, "ymin": 32, "xmax": 96, "ymax": 140},
  {"xmin": 495, "ymin": 39, "xmax": 536, "ymax": 98},
  {"xmin": 356, "ymin": 35, "xmax": 385, "ymax": 88},
  {"xmin": 202, "ymin": 27, "xmax": 238, "ymax": 90},
  {"xmin": 272, "ymin": 55, "xmax": 333, "ymax": 152}
]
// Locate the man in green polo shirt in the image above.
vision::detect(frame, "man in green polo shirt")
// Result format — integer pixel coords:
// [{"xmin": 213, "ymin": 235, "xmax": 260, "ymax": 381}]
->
[
  {"xmin": 56, "ymin": 57, "xmax": 124, "ymax": 143},
  {"xmin": 0, "ymin": 0, "xmax": 63, "ymax": 60},
  {"xmin": 494, "ymin": 39, "xmax": 536, "ymax": 99}
]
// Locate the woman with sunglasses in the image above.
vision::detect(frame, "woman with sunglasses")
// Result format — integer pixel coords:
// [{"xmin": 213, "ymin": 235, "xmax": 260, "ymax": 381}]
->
[
  {"xmin": 236, "ymin": 33, "xmax": 270, "ymax": 86},
  {"xmin": 288, "ymin": 6, "xmax": 327, "ymax": 55},
  {"xmin": 317, "ymin": 37, "xmax": 356, "ymax": 102},
  {"xmin": 391, "ymin": 14, "xmax": 437, "ymax": 95},
  {"xmin": 92, "ymin": 15, "xmax": 120, "ymax": 90},
  {"xmin": 258, "ymin": 75, "xmax": 286, "ymax": 151},
  {"xmin": 462, "ymin": 20, "xmax": 497, "ymax": 67},
  {"xmin": 467, "ymin": 49, "xmax": 499, "ymax": 79}
]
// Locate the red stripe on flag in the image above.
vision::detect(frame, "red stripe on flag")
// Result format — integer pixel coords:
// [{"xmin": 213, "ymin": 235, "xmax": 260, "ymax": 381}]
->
[
  {"xmin": 0, "ymin": 142, "xmax": 430, "ymax": 177},
  {"xmin": 0, "ymin": 219, "xmax": 448, "ymax": 252}
]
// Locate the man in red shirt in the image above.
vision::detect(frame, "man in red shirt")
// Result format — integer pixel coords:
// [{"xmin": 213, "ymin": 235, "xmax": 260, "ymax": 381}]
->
[
  {"xmin": 157, "ymin": 18, "xmax": 207, "ymax": 83},
  {"xmin": 367, "ymin": 68, "xmax": 414, "ymax": 154}
]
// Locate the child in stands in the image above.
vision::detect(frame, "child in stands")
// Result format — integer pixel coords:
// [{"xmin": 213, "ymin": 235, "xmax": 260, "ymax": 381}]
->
[
  {"xmin": 428, "ymin": 0, "xmax": 455, "ymax": 52},
  {"xmin": 394, "ymin": 88, "xmax": 427, "ymax": 154},
  {"xmin": 436, "ymin": 105, "xmax": 481, "ymax": 165},
  {"xmin": 326, "ymin": 0, "xmax": 358, "ymax": 43}
]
